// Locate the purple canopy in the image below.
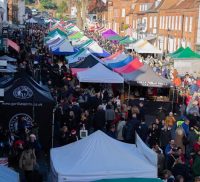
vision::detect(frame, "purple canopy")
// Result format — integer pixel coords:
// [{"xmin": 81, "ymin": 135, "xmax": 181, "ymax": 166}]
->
[{"xmin": 102, "ymin": 29, "xmax": 118, "ymax": 38}]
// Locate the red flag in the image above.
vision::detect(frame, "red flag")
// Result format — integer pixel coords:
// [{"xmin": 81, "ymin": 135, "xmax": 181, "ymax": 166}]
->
[{"xmin": 7, "ymin": 39, "xmax": 20, "ymax": 52}]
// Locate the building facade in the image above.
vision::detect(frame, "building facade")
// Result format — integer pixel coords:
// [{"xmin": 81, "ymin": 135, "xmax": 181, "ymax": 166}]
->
[
  {"xmin": 93, "ymin": 0, "xmax": 200, "ymax": 53},
  {"xmin": 8, "ymin": 0, "xmax": 25, "ymax": 24}
]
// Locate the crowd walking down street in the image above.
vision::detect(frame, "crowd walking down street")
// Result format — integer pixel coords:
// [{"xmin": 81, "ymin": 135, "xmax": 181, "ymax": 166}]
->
[{"xmin": 0, "ymin": 20, "xmax": 200, "ymax": 182}]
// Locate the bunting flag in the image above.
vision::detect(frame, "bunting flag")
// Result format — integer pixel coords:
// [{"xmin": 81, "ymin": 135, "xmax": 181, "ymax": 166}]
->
[{"xmin": 7, "ymin": 39, "xmax": 20, "ymax": 52}]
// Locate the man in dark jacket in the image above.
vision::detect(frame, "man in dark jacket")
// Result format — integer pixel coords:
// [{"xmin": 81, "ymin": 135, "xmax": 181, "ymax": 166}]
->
[
  {"xmin": 93, "ymin": 105, "xmax": 106, "ymax": 131},
  {"xmin": 123, "ymin": 112, "xmax": 139, "ymax": 144}
]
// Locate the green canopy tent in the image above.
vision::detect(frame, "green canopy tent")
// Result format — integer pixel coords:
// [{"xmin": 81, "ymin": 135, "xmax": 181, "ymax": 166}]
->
[
  {"xmin": 119, "ymin": 36, "xmax": 136, "ymax": 45},
  {"xmin": 172, "ymin": 47, "xmax": 200, "ymax": 75},
  {"xmin": 48, "ymin": 29, "xmax": 67, "ymax": 38},
  {"xmin": 107, "ymin": 35, "xmax": 123, "ymax": 41},
  {"xmin": 98, "ymin": 178, "xmax": 162, "ymax": 182},
  {"xmin": 171, "ymin": 47, "xmax": 200, "ymax": 59},
  {"xmin": 78, "ymin": 39, "xmax": 94, "ymax": 48},
  {"xmin": 68, "ymin": 32, "xmax": 84, "ymax": 40},
  {"xmin": 168, "ymin": 46, "xmax": 184, "ymax": 57}
]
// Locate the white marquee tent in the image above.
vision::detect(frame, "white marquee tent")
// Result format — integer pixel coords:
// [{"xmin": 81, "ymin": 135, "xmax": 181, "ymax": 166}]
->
[
  {"xmin": 50, "ymin": 131, "xmax": 157, "ymax": 182},
  {"xmin": 77, "ymin": 63, "xmax": 124, "ymax": 83},
  {"xmin": 51, "ymin": 39, "xmax": 74, "ymax": 53},
  {"xmin": 0, "ymin": 166, "xmax": 19, "ymax": 182},
  {"xmin": 126, "ymin": 39, "xmax": 162, "ymax": 54}
]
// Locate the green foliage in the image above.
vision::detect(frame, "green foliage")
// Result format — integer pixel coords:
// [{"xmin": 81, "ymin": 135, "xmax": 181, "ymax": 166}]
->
[{"xmin": 40, "ymin": 0, "xmax": 57, "ymax": 9}]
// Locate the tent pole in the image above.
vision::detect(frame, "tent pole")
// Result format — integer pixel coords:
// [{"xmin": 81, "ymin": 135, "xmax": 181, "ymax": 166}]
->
[
  {"xmin": 128, "ymin": 84, "xmax": 131, "ymax": 102},
  {"xmin": 52, "ymin": 107, "xmax": 56, "ymax": 148},
  {"xmin": 172, "ymin": 87, "xmax": 175, "ymax": 113},
  {"xmin": 123, "ymin": 83, "xmax": 125, "ymax": 102}
]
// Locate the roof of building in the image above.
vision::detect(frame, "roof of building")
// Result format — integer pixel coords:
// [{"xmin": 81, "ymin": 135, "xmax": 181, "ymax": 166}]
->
[
  {"xmin": 159, "ymin": 0, "xmax": 180, "ymax": 10},
  {"xmin": 169, "ymin": 0, "xmax": 198, "ymax": 9}
]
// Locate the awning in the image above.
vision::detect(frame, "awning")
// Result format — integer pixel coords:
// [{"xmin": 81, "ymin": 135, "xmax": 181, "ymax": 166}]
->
[{"xmin": 77, "ymin": 63, "xmax": 124, "ymax": 83}]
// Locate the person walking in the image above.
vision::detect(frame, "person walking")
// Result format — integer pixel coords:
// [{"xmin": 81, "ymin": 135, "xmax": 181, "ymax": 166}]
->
[{"xmin": 19, "ymin": 144, "xmax": 36, "ymax": 182}]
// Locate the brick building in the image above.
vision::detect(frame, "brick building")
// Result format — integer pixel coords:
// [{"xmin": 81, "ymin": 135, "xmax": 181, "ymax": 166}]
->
[{"xmin": 91, "ymin": 0, "xmax": 200, "ymax": 53}]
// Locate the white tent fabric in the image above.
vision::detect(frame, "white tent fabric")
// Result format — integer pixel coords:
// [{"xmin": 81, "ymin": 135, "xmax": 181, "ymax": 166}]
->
[
  {"xmin": 0, "ymin": 166, "xmax": 19, "ymax": 182},
  {"xmin": 51, "ymin": 39, "xmax": 74, "ymax": 52},
  {"xmin": 125, "ymin": 39, "xmax": 145, "ymax": 50},
  {"xmin": 134, "ymin": 41, "xmax": 162, "ymax": 54},
  {"xmin": 0, "ymin": 55, "xmax": 17, "ymax": 62},
  {"xmin": 48, "ymin": 38, "xmax": 65, "ymax": 49},
  {"xmin": 77, "ymin": 63, "xmax": 124, "ymax": 83},
  {"xmin": 86, "ymin": 41, "xmax": 105, "ymax": 54},
  {"xmin": 46, "ymin": 34, "xmax": 62, "ymax": 44},
  {"xmin": 136, "ymin": 133, "xmax": 157, "ymax": 167},
  {"xmin": 50, "ymin": 131, "xmax": 157, "ymax": 182},
  {"xmin": 26, "ymin": 18, "xmax": 37, "ymax": 23},
  {"xmin": 67, "ymin": 49, "xmax": 91, "ymax": 64},
  {"xmin": 126, "ymin": 39, "xmax": 162, "ymax": 54}
]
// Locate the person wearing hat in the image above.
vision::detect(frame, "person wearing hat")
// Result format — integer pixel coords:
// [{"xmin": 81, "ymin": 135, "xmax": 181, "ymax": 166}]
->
[{"xmin": 28, "ymin": 134, "xmax": 41, "ymax": 156}]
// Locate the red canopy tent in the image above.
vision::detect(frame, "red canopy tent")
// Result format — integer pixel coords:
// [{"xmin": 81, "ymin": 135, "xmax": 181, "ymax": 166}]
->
[{"xmin": 114, "ymin": 58, "xmax": 143, "ymax": 74}]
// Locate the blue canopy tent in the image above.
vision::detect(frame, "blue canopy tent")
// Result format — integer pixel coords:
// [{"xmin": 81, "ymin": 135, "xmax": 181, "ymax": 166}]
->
[{"xmin": 107, "ymin": 55, "xmax": 133, "ymax": 69}]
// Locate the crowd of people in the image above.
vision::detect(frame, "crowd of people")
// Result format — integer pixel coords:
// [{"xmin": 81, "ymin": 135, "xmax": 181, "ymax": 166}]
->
[{"xmin": 0, "ymin": 21, "xmax": 199, "ymax": 182}]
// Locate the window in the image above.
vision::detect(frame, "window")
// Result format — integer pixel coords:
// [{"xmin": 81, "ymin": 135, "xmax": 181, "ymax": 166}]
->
[
  {"xmin": 189, "ymin": 17, "xmax": 193, "ymax": 32},
  {"xmin": 179, "ymin": 16, "xmax": 182, "ymax": 30},
  {"xmin": 150, "ymin": 16, "xmax": 152, "ymax": 28},
  {"xmin": 185, "ymin": 16, "xmax": 188, "ymax": 32},
  {"xmin": 114, "ymin": 9, "xmax": 118, "ymax": 18},
  {"xmin": 162, "ymin": 16, "xmax": 165, "ymax": 29},
  {"xmin": 165, "ymin": 16, "xmax": 168, "ymax": 29},
  {"xmin": 126, "ymin": 16, "xmax": 129, "ymax": 24},
  {"xmin": 160, "ymin": 16, "xmax": 162, "ymax": 29},
  {"xmin": 140, "ymin": 5, "xmax": 142, "ymax": 11},
  {"xmin": 172, "ymin": 16, "xmax": 174, "ymax": 30},
  {"xmin": 168, "ymin": 16, "xmax": 171, "ymax": 29},
  {"xmin": 133, "ymin": 20, "xmax": 135, "ymax": 29},
  {"xmin": 154, "ymin": 16, "xmax": 157, "ymax": 28},
  {"xmin": 122, "ymin": 8, "xmax": 126, "ymax": 18},
  {"xmin": 175, "ymin": 16, "xmax": 178, "ymax": 30}
]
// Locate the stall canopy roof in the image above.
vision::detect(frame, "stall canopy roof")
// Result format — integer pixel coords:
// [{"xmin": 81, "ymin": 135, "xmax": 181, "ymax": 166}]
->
[
  {"xmin": 69, "ymin": 54, "xmax": 99, "ymax": 68},
  {"xmin": 114, "ymin": 58, "xmax": 143, "ymax": 74},
  {"xmin": 120, "ymin": 37, "xmax": 136, "ymax": 45},
  {"xmin": 66, "ymin": 48, "xmax": 91, "ymax": 64},
  {"xmin": 171, "ymin": 47, "xmax": 200, "ymax": 59},
  {"xmin": 77, "ymin": 63, "xmax": 124, "ymax": 83},
  {"xmin": 107, "ymin": 35, "xmax": 123, "ymax": 41},
  {"xmin": 103, "ymin": 52, "xmax": 128, "ymax": 63},
  {"xmin": 107, "ymin": 55, "xmax": 133, "ymax": 69},
  {"xmin": 0, "ymin": 166, "xmax": 19, "ymax": 182},
  {"xmin": 102, "ymin": 50, "xmax": 123, "ymax": 61},
  {"xmin": 98, "ymin": 178, "xmax": 162, "ymax": 182},
  {"xmin": 0, "ymin": 55, "xmax": 17, "ymax": 62},
  {"xmin": 86, "ymin": 41, "xmax": 110, "ymax": 58},
  {"xmin": 134, "ymin": 40, "xmax": 162, "ymax": 54},
  {"xmin": 0, "ymin": 72, "xmax": 54, "ymax": 104},
  {"xmin": 168, "ymin": 47, "xmax": 185, "ymax": 57},
  {"xmin": 51, "ymin": 39, "xmax": 75, "ymax": 55},
  {"xmin": 102, "ymin": 29, "xmax": 118, "ymax": 38},
  {"xmin": 51, "ymin": 130, "xmax": 157, "ymax": 182},
  {"xmin": 122, "ymin": 64, "xmax": 171, "ymax": 87}
]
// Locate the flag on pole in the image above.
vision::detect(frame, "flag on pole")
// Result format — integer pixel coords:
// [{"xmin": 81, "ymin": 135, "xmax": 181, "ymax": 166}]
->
[{"xmin": 7, "ymin": 39, "xmax": 20, "ymax": 52}]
